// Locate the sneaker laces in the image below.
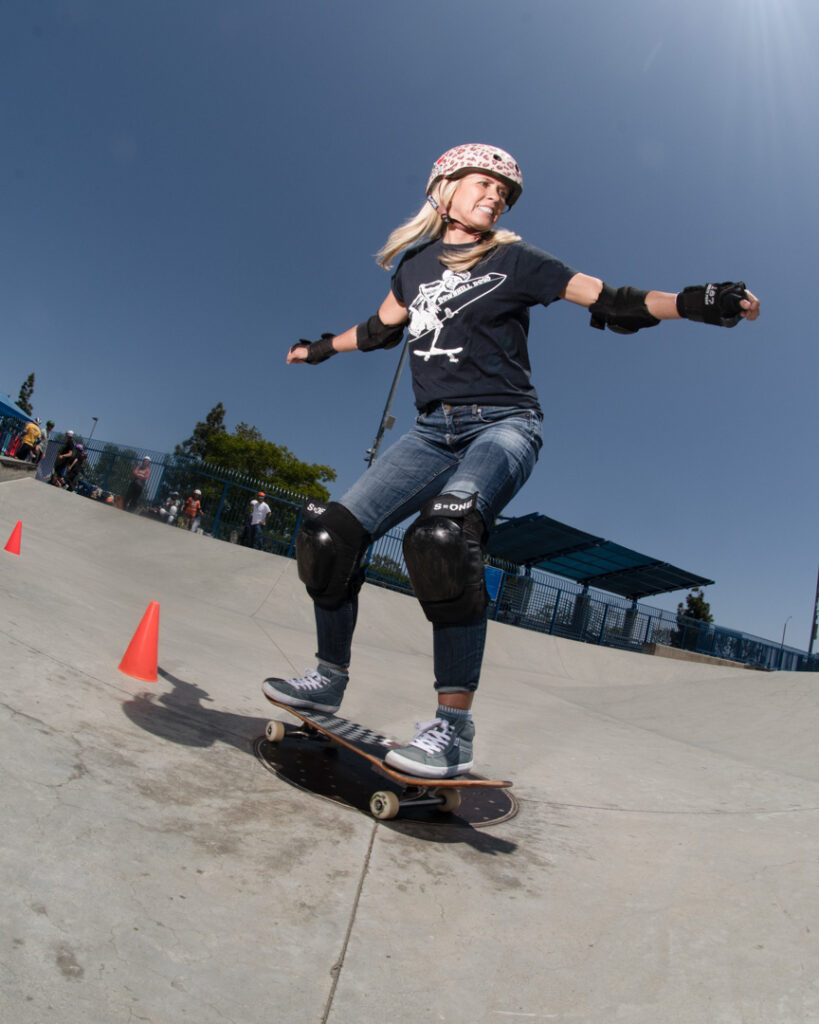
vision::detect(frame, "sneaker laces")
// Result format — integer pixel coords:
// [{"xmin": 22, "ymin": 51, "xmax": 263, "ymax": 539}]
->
[
  {"xmin": 290, "ymin": 669, "xmax": 330, "ymax": 692},
  {"xmin": 407, "ymin": 718, "xmax": 454, "ymax": 754}
]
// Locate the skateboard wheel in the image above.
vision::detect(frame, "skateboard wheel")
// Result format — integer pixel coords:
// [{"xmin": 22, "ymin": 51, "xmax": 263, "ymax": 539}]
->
[
  {"xmin": 439, "ymin": 789, "xmax": 462, "ymax": 813},
  {"xmin": 369, "ymin": 790, "xmax": 400, "ymax": 820},
  {"xmin": 265, "ymin": 720, "xmax": 286, "ymax": 742}
]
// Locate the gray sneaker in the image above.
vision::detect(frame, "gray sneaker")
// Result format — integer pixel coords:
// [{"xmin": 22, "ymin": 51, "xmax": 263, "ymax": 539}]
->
[
  {"xmin": 262, "ymin": 668, "xmax": 347, "ymax": 713},
  {"xmin": 384, "ymin": 716, "xmax": 475, "ymax": 779}
]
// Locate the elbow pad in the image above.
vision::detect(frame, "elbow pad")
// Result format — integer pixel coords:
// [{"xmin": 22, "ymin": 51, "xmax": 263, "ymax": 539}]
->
[
  {"xmin": 356, "ymin": 314, "xmax": 405, "ymax": 352},
  {"xmin": 589, "ymin": 284, "xmax": 660, "ymax": 335},
  {"xmin": 676, "ymin": 282, "xmax": 747, "ymax": 327}
]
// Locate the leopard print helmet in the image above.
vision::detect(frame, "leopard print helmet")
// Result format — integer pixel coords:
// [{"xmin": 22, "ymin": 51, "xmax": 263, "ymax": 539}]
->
[{"xmin": 426, "ymin": 144, "xmax": 523, "ymax": 208}]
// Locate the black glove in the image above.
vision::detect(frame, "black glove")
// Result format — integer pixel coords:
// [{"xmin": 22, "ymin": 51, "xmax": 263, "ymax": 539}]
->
[
  {"xmin": 289, "ymin": 333, "xmax": 337, "ymax": 364},
  {"xmin": 676, "ymin": 282, "xmax": 747, "ymax": 327}
]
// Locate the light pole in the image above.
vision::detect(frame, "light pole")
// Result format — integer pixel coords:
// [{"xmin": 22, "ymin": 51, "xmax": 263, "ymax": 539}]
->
[
  {"xmin": 364, "ymin": 339, "xmax": 409, "ymax": 467},
  {"xmin": 778, "ymin": 615, "xmax": 792, "ymax": 670},
  {"xmin": 88, "ymin": 416, "xmax": 98, "ymax": 444}
]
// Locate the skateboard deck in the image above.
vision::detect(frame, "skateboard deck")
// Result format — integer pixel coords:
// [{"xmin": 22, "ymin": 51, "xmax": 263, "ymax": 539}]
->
[{"xmin": 263, "ymin": 695, "xmax": 512, "ymax": 820}]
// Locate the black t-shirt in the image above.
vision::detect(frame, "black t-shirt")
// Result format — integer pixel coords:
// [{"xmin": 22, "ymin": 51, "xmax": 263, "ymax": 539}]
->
[{"xmin": 391, "ymin": 238, "xmax": 577, "ymax": 412}]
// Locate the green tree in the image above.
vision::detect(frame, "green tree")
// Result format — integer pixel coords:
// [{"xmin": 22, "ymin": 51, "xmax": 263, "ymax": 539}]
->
[
  {"xmin": 85, "ymin": 443, "xmax": 141, "ymax": 497},
  {"xmin": 206, "ymin": 430, "xmax": 335, "ymax": 498},
  {"xmin": 17, "ymin": 373, "xmax": 35, "ymax": 416},
  {"xmin": 675, "ymin": 586, "xmax": 714, "ymax": 652},
  {"xmin": 367, "ymin": 553, "xmax": 410, "ymax": 590},
  {"xmin": 174, "ymin": 402, "xmax": 227, "ymax": 460},
  {"xmin": 677, "ymin": 587, "xmax": 714, "ymax": 623},
  {"xmin": 173, "ymin": 404, "xmax": 337, "ymax": 501}
]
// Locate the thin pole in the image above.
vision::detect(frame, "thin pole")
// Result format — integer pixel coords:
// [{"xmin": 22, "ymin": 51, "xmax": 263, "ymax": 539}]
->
[
  {"xmin": 364, "ymin": 339, "xmax": 409, "ymax": 467},
  {"xmin": 809, "ymin": 563, "xmax": 819, "ymax": 656}
]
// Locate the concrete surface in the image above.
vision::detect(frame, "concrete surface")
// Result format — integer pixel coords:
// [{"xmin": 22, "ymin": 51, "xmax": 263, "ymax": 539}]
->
[
  {"xmin": 0, "ymin": 455, "xmax": 37, "ymax": 483},
  {"xmin": 1, "ymin": 477, "xmax": 817, "ymax": 1024}
]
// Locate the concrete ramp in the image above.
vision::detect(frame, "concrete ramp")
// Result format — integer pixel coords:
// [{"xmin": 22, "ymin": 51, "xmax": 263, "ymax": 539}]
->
[{"xmin": 1, "ymin": 478, "xmax": 817, "ymax": 1024}]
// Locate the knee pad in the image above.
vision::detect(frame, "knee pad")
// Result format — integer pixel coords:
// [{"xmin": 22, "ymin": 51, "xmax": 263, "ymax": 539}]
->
[
  {"xmin": 296, "ymin": 501, "xmax": 371, "ymax": 610},
  {"xmin": 402, "ymin": 493, "xmax": 488, "ymax": 625}
]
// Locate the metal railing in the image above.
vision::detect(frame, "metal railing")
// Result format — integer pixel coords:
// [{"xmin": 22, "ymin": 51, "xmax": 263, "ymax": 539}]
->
[
  {"xmin": 0, "ymin": 414, "xmax": 30, "ymax": 458},
  {"xmin": 35, "ymin": 433, "xmax": 818, "ymax": 673}
]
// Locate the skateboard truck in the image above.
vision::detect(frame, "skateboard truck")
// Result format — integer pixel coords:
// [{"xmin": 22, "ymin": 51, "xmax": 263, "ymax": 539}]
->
[{"xmin": 369, "ymin": 783, "xmax": 462, "ymax": 820}]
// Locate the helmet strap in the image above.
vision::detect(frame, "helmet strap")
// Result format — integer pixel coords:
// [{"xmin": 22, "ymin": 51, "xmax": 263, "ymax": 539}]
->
[
  {"xmin": 428, "ymin": 194, "xmax": 488, "ymax": 241},
  {"xmin": 440, "ymin": 211, "xmax": 490, "ymax": 241},
  {"xmin": 452, "ymin": 223, "xmax": 487, "ymax": 238}
]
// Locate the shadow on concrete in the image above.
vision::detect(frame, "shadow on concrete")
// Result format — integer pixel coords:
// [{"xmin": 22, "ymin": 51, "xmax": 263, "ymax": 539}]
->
[
  {"xmin": 122, "ymin": 666, "xmax": 270, "ymax": 753},
  {"xmin": 124, "ymin": 669, "xmax": 520, "ymax": 854},
  {"xmin": 254, "ymin": 734, "xmax": 520, "ymax": 855},
  {"xmin": 380, "ymin": 817, "xmax": 519, "ymax": 855}
]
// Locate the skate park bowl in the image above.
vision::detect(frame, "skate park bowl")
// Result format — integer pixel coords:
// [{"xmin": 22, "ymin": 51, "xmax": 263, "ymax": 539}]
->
[{"xmin": 1, "ymin": 476, "xmax": 817, "ymax": 1023}]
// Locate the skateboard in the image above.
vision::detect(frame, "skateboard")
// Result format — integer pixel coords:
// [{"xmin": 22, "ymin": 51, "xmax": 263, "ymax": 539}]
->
[{"xmin": 263, "ymin": 696, "xmax": 513, "ymax": 820}]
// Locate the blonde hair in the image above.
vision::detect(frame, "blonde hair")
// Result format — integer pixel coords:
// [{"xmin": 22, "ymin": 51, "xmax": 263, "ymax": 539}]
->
[{"xmin": 376, "ymin": 179, "xmax": 521, "ymax": 273}]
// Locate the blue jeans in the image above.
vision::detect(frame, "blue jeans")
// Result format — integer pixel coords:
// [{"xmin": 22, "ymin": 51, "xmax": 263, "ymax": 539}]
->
[{"xmin": 314, "ymin": 403, "xmax": 543, "ymax": 692}]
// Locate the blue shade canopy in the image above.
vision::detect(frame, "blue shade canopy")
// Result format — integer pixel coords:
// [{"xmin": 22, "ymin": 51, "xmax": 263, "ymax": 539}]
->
[
  {"xmin": 0, "ymin": 393, "xmax": 33, "ymax": 422},
  {"xmin": 487, "ymin": 513, "xmax": 713, "ymax": 601}
]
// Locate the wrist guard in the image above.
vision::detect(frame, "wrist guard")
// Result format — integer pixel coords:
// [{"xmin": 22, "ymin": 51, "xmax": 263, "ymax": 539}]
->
[
  {"xmin": 356, "ymin": 314, "xmax": 405, "ymax": 352},
  {"xmin": 676, "ymin": 282, "xmax": 746, "ymax": 327},
  {"xmin": 290, "ymin": 334, "xmax": 337, "ymax": 364},
  {"xmin": 589, "ymin": 284, "xmax": 660, "ymax": 335}
]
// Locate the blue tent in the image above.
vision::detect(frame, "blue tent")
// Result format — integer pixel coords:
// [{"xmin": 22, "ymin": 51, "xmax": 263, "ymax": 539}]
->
[{"xmin": 0, "ymin": 393, "xmax": 33, "ymax": 422}]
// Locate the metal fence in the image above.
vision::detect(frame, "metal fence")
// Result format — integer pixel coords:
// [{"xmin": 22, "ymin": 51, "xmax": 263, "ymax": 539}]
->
[
  {"xmin": 0, "ymin": 414, "xmax": 31, "ymax": 458},
  {"xmin": 481, "ymin": 571, "xmax": 814, "ymax": 672},
  {"xmin": 36, "ymin": 434, "xmax": 309, "ymax": 547},
  {"xmin": 36, "ymin": 433, "xmax": 818, "ymax": 674}
]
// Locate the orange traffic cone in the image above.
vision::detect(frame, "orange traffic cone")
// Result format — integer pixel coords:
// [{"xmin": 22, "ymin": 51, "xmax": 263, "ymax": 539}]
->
[
  {"xmin": 118, "ymin": 601, "xmax": 160, "ymax": 682},
  {"xmin": 4, "ymin": 520, "xmax": 22, "ymax": 555}
]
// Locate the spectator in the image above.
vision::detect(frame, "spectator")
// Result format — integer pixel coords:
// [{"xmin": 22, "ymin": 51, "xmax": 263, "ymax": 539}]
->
[
  {"xmin": 183, "ymin": 489, "xmax": 202, "ymax": 532},
  {"xmin": 159, "ymin": 491, "xmax": 181, "ymax": 525},
  {"xmin": 15, "ymin": 418, "xmax": 41, "ymax": 462},
  {"xmin": 249, "ymin": 491, "xmax": 271, "ymax": 549},
  {"xmin": 35, "ymin": 420, "xmax": 55, "ymax": 465},
  {"xmin": 50, "ymin": 430, "xmax": 75, "ymax": 486},
  {"xmin": 63, "ymin": 444, "xmax": 87, "ymax": 492},
  {"xmin": 240, "ymin": 498, "xmax": 258, "ymax": 547},
  {"xmin": 124, "ymin": 456, "xmax": 152, "ymax": 511}
]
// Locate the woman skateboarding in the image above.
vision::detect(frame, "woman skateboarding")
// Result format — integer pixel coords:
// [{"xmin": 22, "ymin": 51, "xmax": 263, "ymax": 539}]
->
[{"xmin": 263, "ymin": 143, "xmax": 760, "ymax": 779}]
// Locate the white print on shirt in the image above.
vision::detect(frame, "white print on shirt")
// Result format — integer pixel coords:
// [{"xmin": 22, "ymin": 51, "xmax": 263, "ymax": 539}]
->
[{"xmin": 407, "ymin": 269, "xmax": 505, "ymax": 363}]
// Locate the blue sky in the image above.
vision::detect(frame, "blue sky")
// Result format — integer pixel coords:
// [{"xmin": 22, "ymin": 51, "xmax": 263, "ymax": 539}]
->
[{"xmin": 3, "ymin": 0, "xmax": 817, "ymax": 647}]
